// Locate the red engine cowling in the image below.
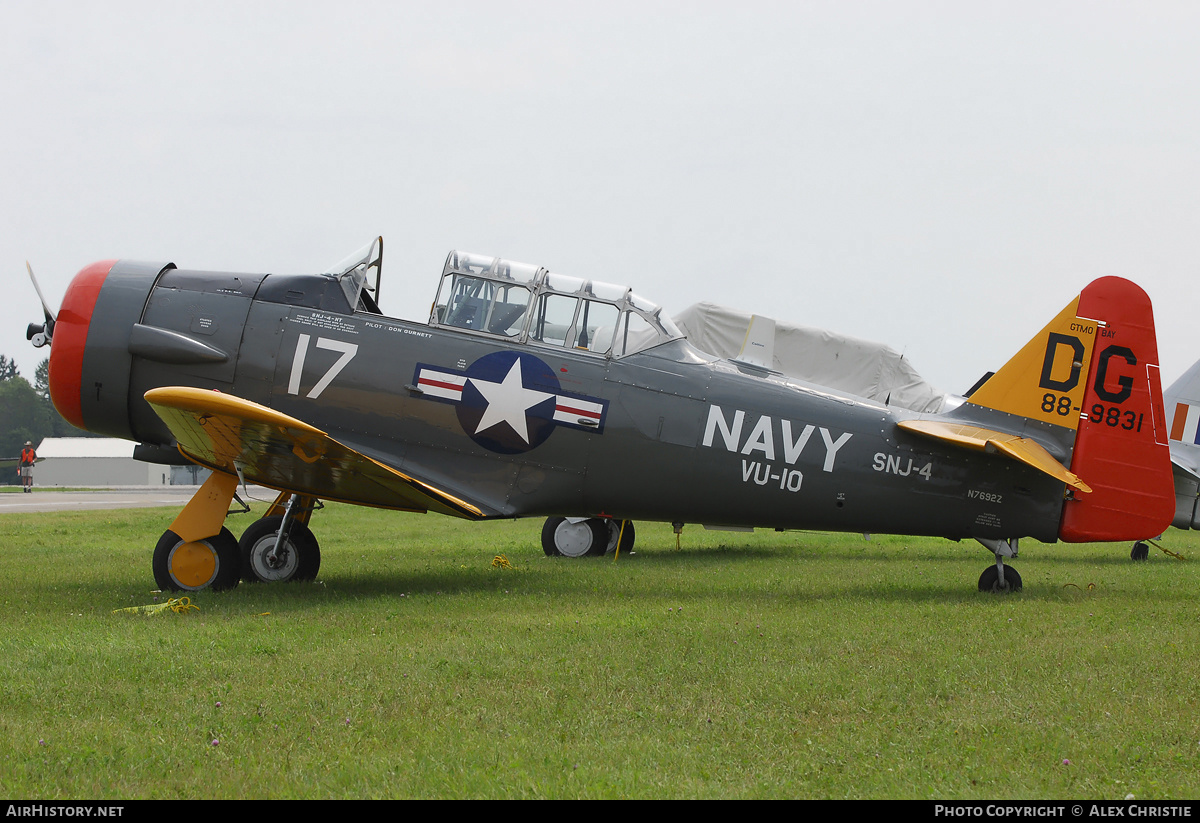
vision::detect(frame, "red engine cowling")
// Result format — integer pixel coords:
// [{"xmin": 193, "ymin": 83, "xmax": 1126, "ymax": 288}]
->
[{"xmin": 49, "ymin": 260, "xmax": 173, "ymax": 441}]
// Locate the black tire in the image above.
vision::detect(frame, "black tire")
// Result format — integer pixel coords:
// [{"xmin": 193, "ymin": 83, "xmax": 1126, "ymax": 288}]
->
[
  {"xmin": 1131, "ymin": 541, "xmax": 1150, "ymax": 562},
  {"xmin": 153, "ymin": 527, "xmax": 241, "ymax": 592},
  {"xmin": 978, "ymin": 563, "xmax": 1022, "ymax": 593},
  {"xmin": 239, "ymin": 516, "xmax": 321, "ymax": 582},
  {"xmin": 541, "ymin": 517, "xmax": 608, "ymax": 557},
  {"xmin": 604, "ymin": 519, "xmax": 636, "ymax": 554}
]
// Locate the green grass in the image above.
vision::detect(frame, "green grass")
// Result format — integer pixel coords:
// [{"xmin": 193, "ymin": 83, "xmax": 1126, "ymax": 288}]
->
[{"xmin": 0, "ymin": 504, "xmax": 1198, "ymax": 798}]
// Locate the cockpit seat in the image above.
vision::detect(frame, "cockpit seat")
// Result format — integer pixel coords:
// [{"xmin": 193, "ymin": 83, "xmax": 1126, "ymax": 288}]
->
[
  {"xmin": 446, "ymin": 297, "xmax": 487, "ymax": 329},
  {"xmin": 486, "ymin": 303, "xmax": 528, "ymax": 336}
]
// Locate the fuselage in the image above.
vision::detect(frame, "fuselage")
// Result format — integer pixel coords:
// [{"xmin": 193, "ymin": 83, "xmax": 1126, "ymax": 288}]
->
[{"xmin": 50, "ymin": 259, "xmax": 1067, "ymax": 544}]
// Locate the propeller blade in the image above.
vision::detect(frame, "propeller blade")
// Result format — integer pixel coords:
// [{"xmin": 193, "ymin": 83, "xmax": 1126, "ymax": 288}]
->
[
  {"xmin": 26, "ymin": 261, "xmax": 56, "ymax": 346},
  {"xmin": 27, "ymin": 262, "xmax": 57, "ymax": 325}
]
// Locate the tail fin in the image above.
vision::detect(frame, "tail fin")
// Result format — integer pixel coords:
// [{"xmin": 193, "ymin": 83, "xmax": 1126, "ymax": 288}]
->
[
  {"xmin": 1162, "ymin": 359, "xmax": 1200, "ymax": 528},
  {"xmin": 967, "ymin": 276, "xmax": 1174, "ymax": 542}
]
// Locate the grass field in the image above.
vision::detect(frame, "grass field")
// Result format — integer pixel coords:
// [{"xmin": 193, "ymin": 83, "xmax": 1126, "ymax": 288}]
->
[{"xmin": 0, "ymin": 502, "xmax": 1198, "ymax": 799}]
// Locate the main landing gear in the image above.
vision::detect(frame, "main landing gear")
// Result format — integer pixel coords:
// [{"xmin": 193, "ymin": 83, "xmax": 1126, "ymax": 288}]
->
[
  {"xmin": 152, "ymin": 526, "xmax": 241, "ymax": 592},
  {"xmin": 151, "ymin": 471, "xmax": 322, "ymax": 592},
  {"xmin": 976, "ymin": 537, "xmax": 1022, "ymax": 593},
  {"xmin": 239, "ymin": 493, "xmax": 321, "ymax": 583},
  {"xmin": 541, "ymin": 517, "xmax": 635, "ymax": 557}
]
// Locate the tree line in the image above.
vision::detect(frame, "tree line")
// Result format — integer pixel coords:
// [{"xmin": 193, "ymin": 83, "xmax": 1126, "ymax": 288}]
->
[{"xmin": 0, "ymin": 354, "xmax": 99, "ymax": 458}]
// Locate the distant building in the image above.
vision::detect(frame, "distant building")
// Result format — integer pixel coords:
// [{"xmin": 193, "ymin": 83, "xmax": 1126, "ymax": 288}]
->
[{"xmin": 33, "ymin": 438, "xmax": 208, "ymax": 487}]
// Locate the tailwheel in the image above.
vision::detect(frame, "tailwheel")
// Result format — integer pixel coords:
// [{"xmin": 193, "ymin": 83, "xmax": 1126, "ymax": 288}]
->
[
  {"xmin": 1131, "ymin": 541, "xmax": 1150, "ymax": 562},
  {"xmin": 239, "ymin": 516, "xmax": 321, "ymax": 582},
  {"xmin": 542, "ymin": 517, "xmax": 608, "ymax": 557},
  {"xmin": 976, "ymin": 537, "xmax": 1021, "ymax": 593},
  {"xmin": 153, "ymin": 527, "xmax": 241, "ymax": 592},
  {"xmin": 978, "ymin": 563, "xmax": 1022, "ymax": 593}
]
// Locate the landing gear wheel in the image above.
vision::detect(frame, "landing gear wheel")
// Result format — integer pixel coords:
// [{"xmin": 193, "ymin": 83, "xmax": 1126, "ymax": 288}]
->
[
  {"xmin": 239, "ymin": 516, "xmax": 321, "ymax": 582},
  {"xmin": 604, "ymin": 520, "xmax": 636, "ymax": 554},
  {"xmin": 153, "ymin": 527, "xmax": 241, "ymax": 592},
  {"xmin": 542, "ymin": 517, "xmax": 607, "ymax": 557},
  {"xmin": 978, "ymin": 563, "xmax": 1022, "ymax": 593},
  {"xmin": 1131, "ymin": 541, "xmax": 1150, "ymax": 562}
]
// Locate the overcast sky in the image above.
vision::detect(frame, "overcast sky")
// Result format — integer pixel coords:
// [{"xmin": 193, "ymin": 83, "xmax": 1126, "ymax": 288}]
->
[{"xmin": 3, "ymin": 1, "xmax": 1198, "ymax": 396}]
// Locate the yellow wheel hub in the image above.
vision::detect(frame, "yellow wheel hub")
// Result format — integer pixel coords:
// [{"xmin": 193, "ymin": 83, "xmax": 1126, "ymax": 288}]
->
[{"xmin": 168, "ymin": 540, "xmax": 218, "ymax": 589}]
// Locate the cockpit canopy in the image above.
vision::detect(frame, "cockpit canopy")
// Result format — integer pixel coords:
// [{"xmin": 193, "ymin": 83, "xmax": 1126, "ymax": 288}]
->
[{"xmin": 430, "ymin": 250, "xmax": 682, "ymax": 357}]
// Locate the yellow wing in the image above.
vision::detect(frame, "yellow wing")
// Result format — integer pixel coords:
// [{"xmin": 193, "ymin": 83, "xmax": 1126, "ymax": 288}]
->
[
  {"xmin": 144, "ymin": 386, "xmax": 484, "ymax": 518},
  {"xmin": 898, "ymin": 419, "xmax": 1092, "ymax": 493}
]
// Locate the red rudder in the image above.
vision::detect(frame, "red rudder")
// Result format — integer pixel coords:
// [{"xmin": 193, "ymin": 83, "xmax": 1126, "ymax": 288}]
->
[{"xmin": 1058, "ymin": 277, "xmax": 1174, "ymax": 541}]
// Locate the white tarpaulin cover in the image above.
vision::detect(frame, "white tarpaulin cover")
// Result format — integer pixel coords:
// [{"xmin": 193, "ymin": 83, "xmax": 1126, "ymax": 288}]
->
[{"xmin": 674, "ymin": 302, "xmax": 948, "ymax": 413}]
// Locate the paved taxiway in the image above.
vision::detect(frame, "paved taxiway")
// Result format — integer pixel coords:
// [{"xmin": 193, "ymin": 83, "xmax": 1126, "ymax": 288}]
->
[{"xmin": 0, "ymin": 486, "xmax": 274, "ymax": 514}]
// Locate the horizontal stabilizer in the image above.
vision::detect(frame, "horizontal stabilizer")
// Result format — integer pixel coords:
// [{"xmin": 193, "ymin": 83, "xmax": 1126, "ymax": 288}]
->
[
  {"xmin": 898, "ymin": 419, "xmax": 1091, "ymax": 492},
  {"xmin": 144, "ymin": 386, "xmax": 484, "ymax": 519},
  {"xmin": 1171, "ymin": 443, "xmax": 1200, "ymax": 482}
]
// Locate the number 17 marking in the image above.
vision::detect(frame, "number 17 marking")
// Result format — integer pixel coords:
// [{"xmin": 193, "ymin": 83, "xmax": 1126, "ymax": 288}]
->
[{"xmin": 287, "ymin": 334, "xmax": 359, "ymax": 398}]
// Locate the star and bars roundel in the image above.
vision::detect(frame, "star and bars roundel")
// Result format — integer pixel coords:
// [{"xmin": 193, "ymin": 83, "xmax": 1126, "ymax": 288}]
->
[{"xmin": 413, "ymin": 351, "xmax": 609, "ymax": 454}]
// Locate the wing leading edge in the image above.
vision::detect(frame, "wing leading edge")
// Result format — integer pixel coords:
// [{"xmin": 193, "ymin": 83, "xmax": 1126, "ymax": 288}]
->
[{"xmin": 143, "ymin": 386, "xmax": 484, "ymax": 519}]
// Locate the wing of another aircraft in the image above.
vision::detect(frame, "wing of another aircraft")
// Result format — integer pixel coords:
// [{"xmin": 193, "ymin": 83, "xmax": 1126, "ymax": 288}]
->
[
  {"xmin": 0, "ymin": 457, "xmax": 43, "ymax": 470},
  {"xmin": 143, "ymin": 386, "xmax": 484, "ymax": 519}
]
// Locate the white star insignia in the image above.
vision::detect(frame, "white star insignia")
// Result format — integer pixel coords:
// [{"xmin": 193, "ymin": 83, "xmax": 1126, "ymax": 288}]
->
[{"xmin": 470, "ymin": 359, "xmax": 553, "ymax": 443}]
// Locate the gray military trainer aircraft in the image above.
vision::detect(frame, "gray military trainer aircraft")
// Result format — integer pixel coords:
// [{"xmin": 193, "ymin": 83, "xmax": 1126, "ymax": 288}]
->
[
  {"xmin": 1130, "ymin": 356, "xmax": 1200, "ymax": 561},
  {"xmin": 26, "ymin": 239, "xmax": 1176, "ymax": 593}
]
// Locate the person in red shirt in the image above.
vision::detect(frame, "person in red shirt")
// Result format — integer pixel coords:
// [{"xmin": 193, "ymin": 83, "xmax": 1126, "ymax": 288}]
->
[{"xmin": 19, "ymin": 441, "xmax": 35, "ymax": 493}]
